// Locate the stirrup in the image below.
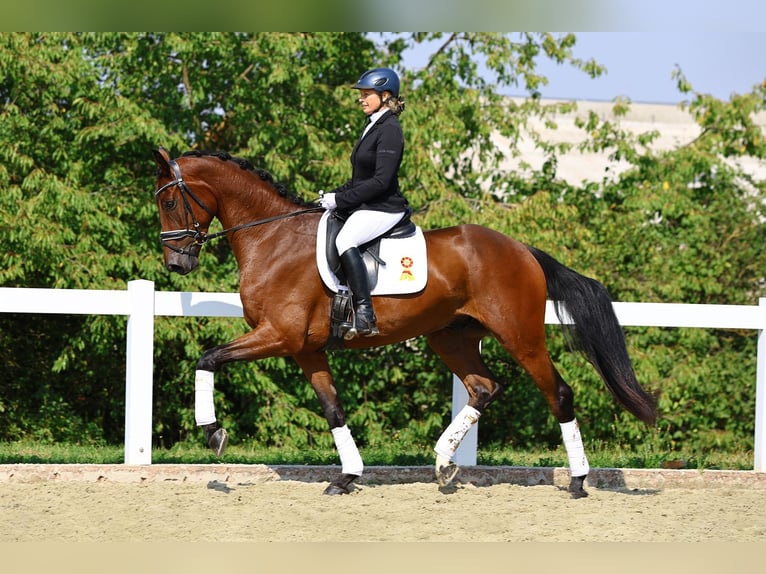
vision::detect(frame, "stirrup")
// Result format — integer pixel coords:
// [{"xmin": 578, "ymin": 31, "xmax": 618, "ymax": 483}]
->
[
  {"xmin": 343, "ymin": 323, "xmax": 379, "ymax": 340},
  {"xmin": 346, "ymin": 306, "xmax": 378, "ymax": 339},
  {"xmin": 360, "ymin": 324, "xmax": 380, "ymax": 337}
]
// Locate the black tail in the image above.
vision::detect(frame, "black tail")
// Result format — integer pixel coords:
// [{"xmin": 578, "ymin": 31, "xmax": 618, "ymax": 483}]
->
[{"xmin": 527, "ymin": 245, "xmax": 657, "ymax": 425}]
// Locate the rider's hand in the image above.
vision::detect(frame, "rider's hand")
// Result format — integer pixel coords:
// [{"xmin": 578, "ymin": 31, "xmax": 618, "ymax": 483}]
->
[{"xmin": 319, "ymin": 192, "xmax": 337, "ymax": 211}]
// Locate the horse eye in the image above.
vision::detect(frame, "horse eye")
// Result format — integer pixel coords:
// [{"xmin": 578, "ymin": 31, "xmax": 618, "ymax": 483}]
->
[{"xmin": 162, "ymin": 199, "xmax": 177, "ymax": 211}]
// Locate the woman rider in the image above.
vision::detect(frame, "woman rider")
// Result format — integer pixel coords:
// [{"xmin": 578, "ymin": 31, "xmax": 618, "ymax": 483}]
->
[{"xmin": 319, "ymin": 67, "xmax": 409, "ymax": 338}]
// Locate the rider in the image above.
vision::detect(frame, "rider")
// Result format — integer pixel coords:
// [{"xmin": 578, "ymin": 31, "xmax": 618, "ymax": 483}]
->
[{"xmin": 319, "ymin": 67, "xmax": 409, "ymax": 338}]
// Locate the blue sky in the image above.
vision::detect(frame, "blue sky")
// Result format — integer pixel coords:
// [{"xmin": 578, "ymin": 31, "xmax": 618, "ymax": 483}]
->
[{"xmin": 404, "ymin": 32, "xmax": 766, "ymax": 104}]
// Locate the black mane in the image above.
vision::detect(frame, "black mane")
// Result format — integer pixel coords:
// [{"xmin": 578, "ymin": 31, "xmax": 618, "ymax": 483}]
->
[{"xmin": 181, "ymin": 150, "xmax": 313, "ymax": 207}]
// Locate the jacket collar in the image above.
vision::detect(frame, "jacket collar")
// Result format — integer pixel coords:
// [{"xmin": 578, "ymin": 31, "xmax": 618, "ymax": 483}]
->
[{"xmin": 361, "ymin": 108, "xmax": 390, "ymax": 139}]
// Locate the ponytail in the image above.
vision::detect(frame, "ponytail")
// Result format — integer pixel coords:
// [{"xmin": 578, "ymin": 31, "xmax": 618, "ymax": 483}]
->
[{"xmin": 386, "ymin": 96, "xmax": 406, "ymax": 116}]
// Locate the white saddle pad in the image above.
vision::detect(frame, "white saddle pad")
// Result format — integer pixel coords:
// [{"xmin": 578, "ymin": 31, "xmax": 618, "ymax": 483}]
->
[{"xmin": 316, "ymin": 211, "xmax": 428, "ymax": 295}]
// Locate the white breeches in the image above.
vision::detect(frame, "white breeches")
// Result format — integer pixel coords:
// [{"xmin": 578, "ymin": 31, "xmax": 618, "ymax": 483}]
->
[{"xmin": 335, "ymin": 210, "xmax": 406, "ymax": 255}]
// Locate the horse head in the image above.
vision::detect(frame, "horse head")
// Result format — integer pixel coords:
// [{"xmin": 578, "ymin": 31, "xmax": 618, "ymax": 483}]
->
[
  {"xmin": 152, "ymin": 147, "xmax": 218, "ymax": 275},
  {"xmin": 153, "ymin": 147, "xmax": 323, "ymax": 276}
]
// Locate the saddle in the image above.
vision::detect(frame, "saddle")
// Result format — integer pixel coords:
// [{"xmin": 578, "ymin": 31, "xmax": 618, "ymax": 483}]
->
[
  {"xmin": 324, "ymin": 208, "xmax": 417, "ymax": 289},
  {"xmin": 317, "ymin": 208, "xmax": 426, "ymax": 349}
]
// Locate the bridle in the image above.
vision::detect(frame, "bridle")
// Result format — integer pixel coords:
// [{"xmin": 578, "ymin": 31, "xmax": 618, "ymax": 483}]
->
[{"xmin": 154, "ymin": 158, "xmax": 323, "ymax": 255}]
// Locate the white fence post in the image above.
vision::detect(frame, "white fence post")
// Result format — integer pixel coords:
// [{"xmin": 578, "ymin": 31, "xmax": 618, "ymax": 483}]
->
[
  {"xmin": 124, "ymin": 280, "xmax": 155, "ymax": 465},
  {"xmin": 754, "ymin": 298, "xmax": 766, "ymax": 472},
  {"xmin": 450, "ymin": 341, "xmax": 480, "ymax": 467},
  {"xmin": 451, "ymin": 374, "xmax": 478, "ymax": 466}
]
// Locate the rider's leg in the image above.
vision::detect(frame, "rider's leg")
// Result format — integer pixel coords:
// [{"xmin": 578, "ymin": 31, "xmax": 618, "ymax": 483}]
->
[
  {"xmin": 339, "ymin": 246, "xmax": 378, "ymax": 336},
  {"xmin": 336, "ymin": 210, "xmax": 404, "ymax": 338}
]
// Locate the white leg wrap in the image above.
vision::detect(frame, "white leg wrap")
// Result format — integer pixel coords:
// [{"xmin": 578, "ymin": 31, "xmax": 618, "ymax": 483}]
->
[
  {"xmin": 560, "ymin": 418, "xmax": 590, "ymax": 477},
  {"xmin": 434, "ymin": 405, "xmax": 481, "ymax": 461},
  {"xmin": 331, "ymin": 425, "xmax": 364, "ymax": 476},
  {"xmin": 194, "ymin": 370, "xmax": 216, "ymax": 426}
]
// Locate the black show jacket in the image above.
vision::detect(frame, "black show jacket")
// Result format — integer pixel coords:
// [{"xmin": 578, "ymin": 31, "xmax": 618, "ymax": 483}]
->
[{"xmin": 332, "ymin": 110, "xmax": 409, "ymax": 215}]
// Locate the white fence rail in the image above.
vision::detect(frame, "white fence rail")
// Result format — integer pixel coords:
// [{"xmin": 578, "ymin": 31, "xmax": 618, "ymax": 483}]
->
[{"xmin": 1, "ymin": 280, "xmax": 765, "ymax": 470}]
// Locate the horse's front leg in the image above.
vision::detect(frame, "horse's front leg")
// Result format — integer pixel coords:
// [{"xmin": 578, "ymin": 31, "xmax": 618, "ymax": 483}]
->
[
  {"xmin": 193, "ymin": 351, "xmax": 233, "ymax": 457},
  {"xmin": 197, "ymin": 371, "xmax": 229, "ymax": 456},
  {"xmin": 193, "ymin": 324, "xmax": 300, "ymax": 458},
  {"xmin": 294, "ymin": 351, "xmax": 363, "ymax": 495}
]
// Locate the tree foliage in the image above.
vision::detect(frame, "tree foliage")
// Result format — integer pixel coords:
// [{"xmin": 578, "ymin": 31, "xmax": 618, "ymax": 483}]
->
[{"xmin": 1, "ymin": 33, "xmax": 765, "ymax": 461}]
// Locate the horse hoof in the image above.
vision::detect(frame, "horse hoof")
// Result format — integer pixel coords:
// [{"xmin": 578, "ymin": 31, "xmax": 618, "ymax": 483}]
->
[
  {"xmin": 568, "ymin": 474, "xmax": 588, "ymax": 499},
  {"xmin": 323, "ymin": 473, "xmax": 359, "ymax": 495},
  {"xmin": 323, "ymin": 483, "xmax": 350, "ymax": 495},
  {"xmin": 435, "ymin": 454, "xmax": 459, "ymax": 488},
  {"xmin": 207, "ymin": 427, "xmax": 229, "ymax": 458}
]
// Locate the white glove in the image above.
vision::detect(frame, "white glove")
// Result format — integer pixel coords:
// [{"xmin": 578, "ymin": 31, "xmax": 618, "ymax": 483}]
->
[{"xmin": 319, "ymin": 192, "xmax": 337, "ymax": 211}]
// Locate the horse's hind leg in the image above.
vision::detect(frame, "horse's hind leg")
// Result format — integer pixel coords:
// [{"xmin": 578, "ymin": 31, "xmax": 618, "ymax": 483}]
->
[
  {"xmin": 495, "ymin": 324, "xmax": 591, "ymax": 499},
  {"xmin": 426, "ymin": 327, "xmax": 504, "ymax": 488}
]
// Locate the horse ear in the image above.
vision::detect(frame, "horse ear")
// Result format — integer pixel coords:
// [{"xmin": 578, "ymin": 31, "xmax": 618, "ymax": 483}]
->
[{"xmin": 153, "ymin": 146, "xmax": 172, "ymax": 178}]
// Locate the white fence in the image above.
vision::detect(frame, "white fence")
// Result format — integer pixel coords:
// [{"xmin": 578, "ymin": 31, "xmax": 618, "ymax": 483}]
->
[{"xmin": 1, "ymin": 279, "xmax": 765, "ymax": 471}]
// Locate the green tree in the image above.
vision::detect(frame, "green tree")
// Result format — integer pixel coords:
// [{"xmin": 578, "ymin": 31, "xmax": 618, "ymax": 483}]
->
[
  {"xmin": 0, "ymin": 33, "xmax": 180, "ymax": 442},
  {"xmin": 554, "ymin": 79, "xmax": 766, "ymax": 453},
  {"xmin": 1, "ymin": 33, "xmax": 765, "ymax": 462}
]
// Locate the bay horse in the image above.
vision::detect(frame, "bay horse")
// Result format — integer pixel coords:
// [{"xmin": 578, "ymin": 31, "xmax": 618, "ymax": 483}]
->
[{"xmin": 152, "ymin": 147, "xmax": 657, "ymax": 498}]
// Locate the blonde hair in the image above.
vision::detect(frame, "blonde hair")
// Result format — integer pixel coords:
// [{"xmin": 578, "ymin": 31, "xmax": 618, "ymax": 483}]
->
[{"xmin": 385, "ymin": 95, "xmax": 406, "ymax": 116}]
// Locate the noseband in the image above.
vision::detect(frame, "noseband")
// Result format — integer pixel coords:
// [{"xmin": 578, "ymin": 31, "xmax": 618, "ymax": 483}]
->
[{"xmin": 154, "ymin": 158, "xmax": 323, "ymax": 255}]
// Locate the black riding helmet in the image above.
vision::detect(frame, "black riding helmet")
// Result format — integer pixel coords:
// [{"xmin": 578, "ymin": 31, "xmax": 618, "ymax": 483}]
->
[{"xmin": 352, "ymin": 67, "xmax": 400, "ymax": 99}]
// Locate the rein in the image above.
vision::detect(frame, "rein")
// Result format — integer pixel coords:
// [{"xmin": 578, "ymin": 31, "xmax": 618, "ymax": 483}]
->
[{"xmin": 155, "ymin": 158, "xmax": 323, "ymax": 254}]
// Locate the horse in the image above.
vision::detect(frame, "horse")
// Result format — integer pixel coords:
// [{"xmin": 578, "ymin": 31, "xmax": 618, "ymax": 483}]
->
[{"xmin": 152, "ymin": 147, "xmax": 657, "ymax": 498}]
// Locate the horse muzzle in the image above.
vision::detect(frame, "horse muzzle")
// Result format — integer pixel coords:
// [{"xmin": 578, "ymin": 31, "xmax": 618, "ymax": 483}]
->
[{"xmin": 165, "ymin": 249, "xmax": 200, "ymax": 275}]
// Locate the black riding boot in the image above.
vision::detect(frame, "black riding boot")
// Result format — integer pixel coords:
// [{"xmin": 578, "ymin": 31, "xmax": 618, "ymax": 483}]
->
[{"xmin": 340, "ymin": 247, "xmax": 379, "ymax": 338}]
